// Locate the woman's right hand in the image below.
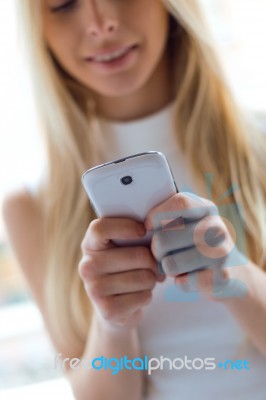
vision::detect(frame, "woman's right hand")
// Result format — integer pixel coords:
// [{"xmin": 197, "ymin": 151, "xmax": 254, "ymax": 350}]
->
[{"xmin": 78, "ymin": 217, "xmax": 165, "ymax": 331}]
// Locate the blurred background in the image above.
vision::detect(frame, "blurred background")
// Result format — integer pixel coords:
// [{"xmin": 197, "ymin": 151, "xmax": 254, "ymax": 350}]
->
[{"xmin": 0, "ymin": 0, "xmax": 266, "ymax": 398}]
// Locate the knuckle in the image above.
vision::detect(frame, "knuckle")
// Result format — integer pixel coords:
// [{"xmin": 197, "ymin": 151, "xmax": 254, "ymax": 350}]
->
[
  {"xmin": 78, "ymin": 254, "xmax": 97, "ymax": 281},
  {"xmin": 206, "ymin": 201, "xmax": 218, "ymax": 215},
  {"xmin": 90, "ymin": 218, "xmax": 104, "ymax": 238},
  {"xmin": 81, "ymin": 219, "xmax": 103, "ymax": 252},
  {"xmin": 175, "ymin": 193, "xmax": 190, "ymax": 210},
  {"xmin": 88, "ymin": 280, "xmax": 102, "ymax": 300},
  {"xmin": 92, "ymin": 218, "xmax": 111, "ymax": 242},
  {"xmin": 78, "ymin": 257, "xmax": 88, "ymax": 280},
  {"xmin": 81, "ymin": 236, "xmax": 90, "ymax": 253}
]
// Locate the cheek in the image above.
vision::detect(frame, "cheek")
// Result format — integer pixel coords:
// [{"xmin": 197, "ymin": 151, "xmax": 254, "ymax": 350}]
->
[
  {"xmin": 43, "ymin": 20, "xmax": 80, "ymax": 74},
  {"xmin": 145, "ymin": 9, "xmax": 169, "ymax": 61}
]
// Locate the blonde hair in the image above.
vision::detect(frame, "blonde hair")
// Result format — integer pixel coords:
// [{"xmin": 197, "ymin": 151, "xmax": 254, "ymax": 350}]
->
[{"xmin": 16, "ymin": 0, "xmax": 266, "ymax": 358}]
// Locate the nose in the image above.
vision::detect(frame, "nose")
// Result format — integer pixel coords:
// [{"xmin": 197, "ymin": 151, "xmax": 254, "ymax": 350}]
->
[{"xmin": 86, "ymin": 0, "xmax": 119, "ymax": 38}]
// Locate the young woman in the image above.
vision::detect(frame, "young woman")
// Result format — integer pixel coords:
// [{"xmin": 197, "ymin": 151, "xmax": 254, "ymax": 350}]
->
[{"xmin": 3, "ymin": 0, "xmax": 266, "ymax": 399}]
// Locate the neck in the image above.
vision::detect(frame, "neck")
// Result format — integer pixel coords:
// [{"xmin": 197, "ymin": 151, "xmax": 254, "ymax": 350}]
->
[{"xmin": 92, "ymin": 49, "xmax": 175, "ymax": 122}]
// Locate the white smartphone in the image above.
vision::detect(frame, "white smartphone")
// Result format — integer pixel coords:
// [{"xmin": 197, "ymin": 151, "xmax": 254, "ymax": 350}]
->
[{"xmin": 81, "ymin": 151, "xmax": 178, "ymax": 248}]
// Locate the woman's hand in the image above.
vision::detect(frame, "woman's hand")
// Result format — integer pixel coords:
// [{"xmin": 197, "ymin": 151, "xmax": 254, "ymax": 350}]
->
[
  {"xmin": 145, "ymin": 192, "xmax": 247, "ymax": 301},
  {"xmin": 78, "ymin": 217, "xmax": 165, "ymax": 331}
]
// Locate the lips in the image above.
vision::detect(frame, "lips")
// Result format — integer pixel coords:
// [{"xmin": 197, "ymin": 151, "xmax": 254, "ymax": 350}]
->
[{"xmin": 86, "ymin": 44, "xmax": 138, "ymax": 63}]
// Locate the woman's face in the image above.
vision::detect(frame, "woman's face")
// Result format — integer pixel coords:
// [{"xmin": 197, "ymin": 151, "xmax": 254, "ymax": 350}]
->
[{"xmin": 42, "ymin": 0, "xmax": 170, "ymax": 100}]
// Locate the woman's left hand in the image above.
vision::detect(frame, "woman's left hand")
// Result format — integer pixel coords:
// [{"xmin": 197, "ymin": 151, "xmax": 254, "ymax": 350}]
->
[{"xmin": 145, "ymin": 192, "xmax": 246, "ymax": 301}]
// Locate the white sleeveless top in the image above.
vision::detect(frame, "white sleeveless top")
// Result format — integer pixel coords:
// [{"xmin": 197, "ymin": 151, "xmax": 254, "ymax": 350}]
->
[{"xmin": 97, "ymin": 102, "xmax": 266, "ymax": 400}]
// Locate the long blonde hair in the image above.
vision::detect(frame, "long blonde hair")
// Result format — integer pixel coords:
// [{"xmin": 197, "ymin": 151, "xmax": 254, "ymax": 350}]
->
[{"xmin": 16, "ymin": 0, "xmax": 266, "ymax": 356}]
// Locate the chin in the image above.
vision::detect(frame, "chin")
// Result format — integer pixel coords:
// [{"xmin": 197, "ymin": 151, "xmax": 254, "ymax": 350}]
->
[
  {"xmin": 90, "ymin": 74, "xmax": 148, "ymax": 98},
  {"xmin": 99, "ymin": 86, "xmax": 139, "ymax": 98}
]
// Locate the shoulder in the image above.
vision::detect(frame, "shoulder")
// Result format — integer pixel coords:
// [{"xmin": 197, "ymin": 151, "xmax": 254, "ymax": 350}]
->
[
  {"xmin": 2, "ymin": 187, "xmax": 45, "ymax": 302},
  {"xmin": 2, "ymin": 186, "xmax": 42, "ymax": 226},
  {"xmin": 2, "ymin": 188, "xmax": 85, "ymax": 364}
]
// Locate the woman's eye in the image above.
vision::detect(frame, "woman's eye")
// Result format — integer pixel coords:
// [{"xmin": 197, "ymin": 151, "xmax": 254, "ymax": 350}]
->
[{"xmin": 50, "ymin": 0, "xmax": 77, "ymax": 13}]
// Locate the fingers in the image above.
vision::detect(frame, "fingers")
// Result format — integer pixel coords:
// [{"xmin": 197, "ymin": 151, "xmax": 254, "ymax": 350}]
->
[
  {"xmin": 79, "ymin": 246, "xmax": 160, "ymax": 281},
  {"xmin": 147, "ymin": 194, "xmax": 232, "ymax": 279},
  {"xmin": 81, "ymin": 217, "xmax": 146, "ymax": 252},
  {"xmin": 145, "ymin": 192, "xmax": 217, "ymax": 231},
  {"xmin": 86, "ymin": 269, "xmax": 157, "ymax": 298},
  {"xmin": 151, "ymin": 219, "xmax": 199, "ymax": 260},
  {"xmin": 161, "ymin": 245, "xmax": 226, "ymax": 277},
  {"xmin": 78, "ymin": 217, "xmax": 165, "ymax": 329},
  {"xmin": 79, "ymin": 246, "xmax": 157, "ymax": 326}
]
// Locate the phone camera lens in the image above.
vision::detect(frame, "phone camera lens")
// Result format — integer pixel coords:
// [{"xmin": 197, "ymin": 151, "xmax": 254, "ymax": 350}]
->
[{"xmin": 120, "ymin": 176, "xmax": 133, "ymax": 185}]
